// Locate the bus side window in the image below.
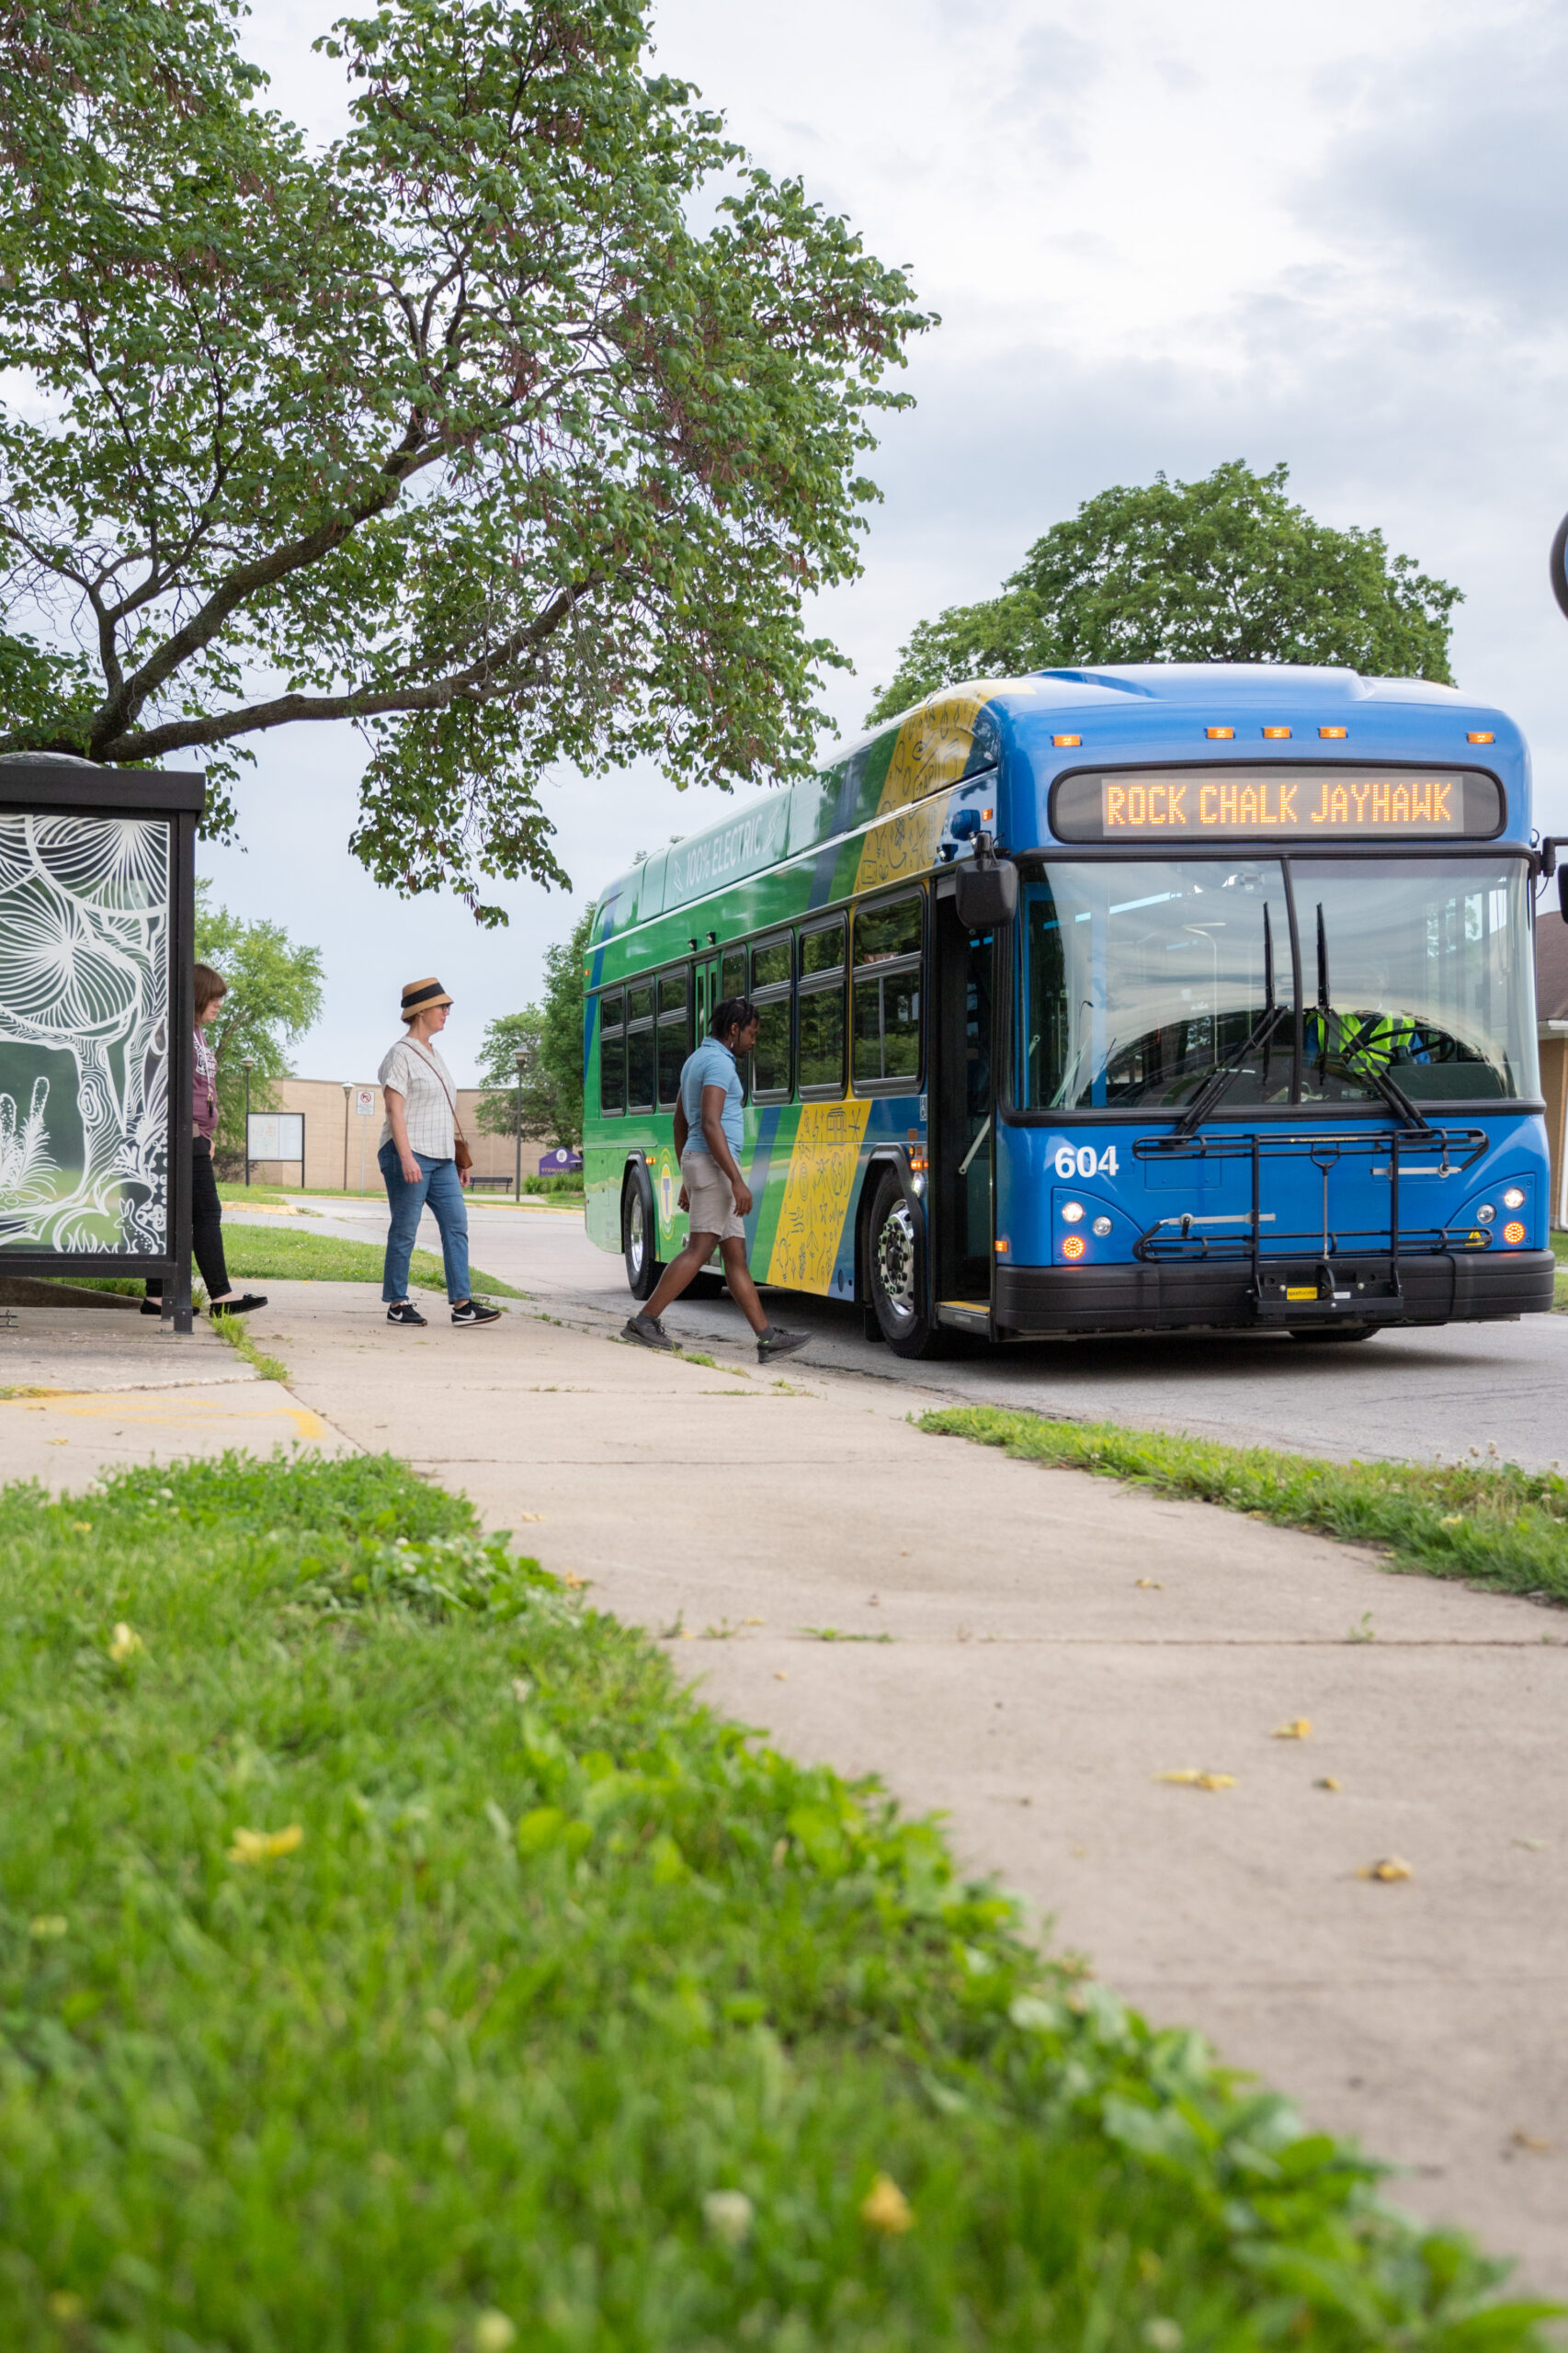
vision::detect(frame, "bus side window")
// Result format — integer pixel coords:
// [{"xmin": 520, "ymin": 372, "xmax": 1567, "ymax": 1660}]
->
[
  {"xmin": 626, "ymin": 983, "xmax": 655, "ymax": 1110},
  {"xmin": 852, "ymin": 893, "xmax": 923, "ymax": 1089},
  {"xmin": 598, "ymin": 991, "xmax": 624, "ymax": 1114},
  {"xmin": 657, "ymin": 968, "xmax": 691, "ymax": 1108},
  {"xmin": 798, "ymin": 917, "xmax": 846, "ymax": 1095},
  {"xmin": 721, "ymin": 947, "xmax": 747, "ymax": 1009},
  {"xmin": 751, "ymin": 933, "xmax": 792, "ymax": 1098}
]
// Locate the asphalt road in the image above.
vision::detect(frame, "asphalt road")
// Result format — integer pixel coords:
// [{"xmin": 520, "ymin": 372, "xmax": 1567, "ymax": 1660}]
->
[{"xmin": 238, "ymin": 1192, "xmax": 1568, "ymax": 1472}]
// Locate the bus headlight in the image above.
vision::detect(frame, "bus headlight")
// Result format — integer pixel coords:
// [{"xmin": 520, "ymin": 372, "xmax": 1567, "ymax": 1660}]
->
[
  {"xmin": 1093, "ymin": 1216, "xmax": 1112, "ymax": 1236},
  {"xmin": 1061, "ymin": 1200, "xmax": 1085, "ymax": 1222},
  {"xmin": 1502, "ymin": 1187, "xmax": 1526, "ymax": 1210},
  {"xmin": 1475, "ymin": 1203, "xmax": 1494, "ymax": 1223}
]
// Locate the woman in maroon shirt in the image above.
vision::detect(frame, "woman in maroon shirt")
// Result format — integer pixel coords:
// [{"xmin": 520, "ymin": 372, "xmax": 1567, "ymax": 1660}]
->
[{"xmin": 143, "ymin": 963, "xmax": 267, "ymax": 1318}]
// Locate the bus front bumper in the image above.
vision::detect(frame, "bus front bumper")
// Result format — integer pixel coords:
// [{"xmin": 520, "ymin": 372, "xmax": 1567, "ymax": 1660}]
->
[{"xmin": 993, "ymin": 1250, "xmax": 1556, "ymax": 1338}]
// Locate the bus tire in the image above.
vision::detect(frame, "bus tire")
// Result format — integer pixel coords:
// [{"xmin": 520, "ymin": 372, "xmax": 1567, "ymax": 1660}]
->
[
  {"xmin": 867, "ymin": 1168, "xmax": 949, "ymax": 1358},
  {"xmin": 622, "ymin": 1164, "xmax": 663, "ymax": 1302},
  {"xmin": 1289, "ymin": 1324, "xmax": 1378, "ymax": 1343}
]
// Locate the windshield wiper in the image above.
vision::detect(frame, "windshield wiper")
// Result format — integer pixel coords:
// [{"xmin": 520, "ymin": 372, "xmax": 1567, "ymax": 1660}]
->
[
  {"xmin": 1173, "ymin": 903, "xmax": 1289, "ymax": 1138},
  {"xmin": 1312, "ymin": 902, "xmax": 1433, "ymax": 1135}
]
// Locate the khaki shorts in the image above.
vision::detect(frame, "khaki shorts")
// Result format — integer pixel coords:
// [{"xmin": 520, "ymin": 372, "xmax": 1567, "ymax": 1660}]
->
[{"xmin": 681, "ymin": 1149, "xmax": 746, "ymax": 1242}]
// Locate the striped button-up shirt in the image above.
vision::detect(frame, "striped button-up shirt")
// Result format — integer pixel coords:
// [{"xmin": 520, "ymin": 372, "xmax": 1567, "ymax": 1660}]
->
[{"xmin": 378, "ymin": 1037, "xmax": 457, "ymax": 1160}]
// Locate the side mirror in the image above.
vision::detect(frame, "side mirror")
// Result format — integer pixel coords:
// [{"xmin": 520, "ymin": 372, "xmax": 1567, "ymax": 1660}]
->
[
  {"xmin": 954, "ymin": 834, "xmax": 1018, "ymax": 930},
  {"xmin": 1559, "ymin": 867, "xmax": 1568, "ymax": 925}
]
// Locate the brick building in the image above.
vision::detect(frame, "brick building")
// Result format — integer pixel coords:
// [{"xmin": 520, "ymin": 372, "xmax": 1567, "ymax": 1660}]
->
[{"xmin": 242, "ymin": 1074, "xmax": 552, "ymax": 1193}]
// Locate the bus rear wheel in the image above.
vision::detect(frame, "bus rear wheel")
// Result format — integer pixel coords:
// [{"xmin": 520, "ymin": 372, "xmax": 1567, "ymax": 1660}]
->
[
  {"xmin": 867, "ymin": 1169, "xmax": 949, "ymax": 1359},
  {"xmin": 622, "ymin": 1165, "xmax": 663, "ymax": 1302}
]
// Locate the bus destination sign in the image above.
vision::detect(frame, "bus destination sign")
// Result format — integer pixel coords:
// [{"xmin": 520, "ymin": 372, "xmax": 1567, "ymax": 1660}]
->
[{"xmin": 1051, "ymin": 764, "xmax": 1503, "ymax": 843}]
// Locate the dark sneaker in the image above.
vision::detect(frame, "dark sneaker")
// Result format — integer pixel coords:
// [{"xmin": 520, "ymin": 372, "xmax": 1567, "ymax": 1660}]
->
[
  {"xmin": 622, "ymin": 1312, "xmax": 673, "ymax": 1350},
  {"xmin": 756, "ymin": 1324, "xmax": 811, "ymax": 1363},
  {"xmin": 387, "ymin": 1300, "xmax": 427, "ymax": 1327},
  {"xmin": 141, "ymin": 1299, "xmax": 163, "ymax": 1315},
  {"xmin": 210, "ymin": 1294, "xmax": 267, "ymax": 1318},
  {"xmin": 451, "ymin": 1299, "xmax": 503, "ymax": 1326}
]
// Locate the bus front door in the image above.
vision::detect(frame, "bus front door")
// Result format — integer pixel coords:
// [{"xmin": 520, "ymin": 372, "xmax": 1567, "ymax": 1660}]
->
[{"xmin": 933, "ymin": 900, "xmax": 994, "ymax": 1313}]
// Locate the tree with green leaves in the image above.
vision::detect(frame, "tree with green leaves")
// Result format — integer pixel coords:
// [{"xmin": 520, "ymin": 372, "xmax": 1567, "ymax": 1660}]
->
[
  {"xmin": 194, "ymin": 886, "xmax": 324, "ymax": 1165},
  {"xmin": 0, "ymin": 0, "xmax": 928, "ymax": 920},
  {"xmin": 475, "ymin": 909, "xmax": 593, "ymax": 1151},
  {"xmin": 867, "ymin": 461, "xmax": 1461, "ymax": 724}
]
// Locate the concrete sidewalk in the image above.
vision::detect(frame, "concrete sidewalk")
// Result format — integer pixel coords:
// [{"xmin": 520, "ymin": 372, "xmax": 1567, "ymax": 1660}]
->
[{"xmin": 3, "ymin": 1281, "xmax": 1564, "ymax": 2293}]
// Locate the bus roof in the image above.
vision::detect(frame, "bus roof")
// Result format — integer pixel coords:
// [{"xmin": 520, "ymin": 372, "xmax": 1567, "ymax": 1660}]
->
[{"xmin": 591, "ymin": 663, "xmax": 1524, "ymax": 944}]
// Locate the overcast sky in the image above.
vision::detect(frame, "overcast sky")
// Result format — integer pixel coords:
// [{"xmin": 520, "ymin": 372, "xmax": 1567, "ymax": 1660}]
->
[{"xmin": 199, "ymin": 0, "xmax": 1568, "ymax": 1081}]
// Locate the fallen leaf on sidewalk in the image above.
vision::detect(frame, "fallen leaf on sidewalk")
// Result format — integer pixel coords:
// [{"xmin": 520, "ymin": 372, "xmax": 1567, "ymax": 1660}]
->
[
  {"xmin": 1154, "ymin": 1769, "xmax": 1235, "ymax": 1790},
  {"xmin": 1358, "ymin": 1856, "xmax": 1412, "ymax": 1881},
  {"xmin": 1511, "ymin": 2131, "xmax": 1555, "ymax": 2154},
  {"xmin": 1314, "ymin": 1777, "xmax": 1341, "ymax": 1791},
  {"xmin": 773, "ymin": 1671, "xmax": 788, "ymax": 1682},
  {"xmin": 743, "ymin": 1616, "xmax": 765, "ymax": 1625},
  {"xmin": 1271, "ymin": 1718, "xmax": 1312, "ymax": 1740},
  {"xmin": 517, "ymin": 1512, "xmax": 545, "ymax": 1522},
  {"xmin": 1134, "ymin": 1577, "xmax": 1163, "ymax": 1588},
  {"xmin": 1512, "ymin": 1836, "xmax": 1546, "ymax": 1851}
]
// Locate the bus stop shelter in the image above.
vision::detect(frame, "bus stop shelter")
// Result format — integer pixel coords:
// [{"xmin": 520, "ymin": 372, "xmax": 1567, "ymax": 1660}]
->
[{"xmin": 0, "ymin": 755, "xmax": 202, "ymax": 1331}]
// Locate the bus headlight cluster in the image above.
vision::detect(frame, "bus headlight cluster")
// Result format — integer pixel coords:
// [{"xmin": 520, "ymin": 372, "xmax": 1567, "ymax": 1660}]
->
[
  {"xmin": 1061, "ymin": 1200, "xmax": 1085, "ymax": 1222},
  {"xmin": 1502, "ymin": 1187, "xmax": 1526, "ymax": 1210}
]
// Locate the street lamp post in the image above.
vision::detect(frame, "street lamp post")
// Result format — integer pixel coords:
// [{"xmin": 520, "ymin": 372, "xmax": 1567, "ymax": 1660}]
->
[
  {"xmin": 514, "ymin": 1046, "xmax": 529, "ymax": 1200},
  {"xmin": 242, "ymin": 1055, "xmax": 255, "ymax": 1186}
]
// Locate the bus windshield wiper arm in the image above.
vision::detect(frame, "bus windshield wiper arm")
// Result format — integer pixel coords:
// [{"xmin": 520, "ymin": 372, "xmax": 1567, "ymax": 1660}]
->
[
  {"xmin": 1173, "ymin": 904, "xmax": 1286, "ymax": 1138},
  {"xmin": 1314, "ymin": 901, "xmax": 1432, "ymax": 1134}
]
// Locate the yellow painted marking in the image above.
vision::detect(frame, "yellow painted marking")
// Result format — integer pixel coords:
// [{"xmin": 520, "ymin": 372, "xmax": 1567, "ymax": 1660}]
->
[
  {"xmin": 0, "ymin": 1391, "xmax": 326, "ymax": 1440},
  {"xmin": 857, "ymin": 796, "xmax": 950, "ymax": 892},
  {"xmin": 767, "ymin": 1099, "xmax": 874, "ymax": 1292},
  {"xmin": 877, "ymin": 685, "xmax": 1004, "ymax": 814}
]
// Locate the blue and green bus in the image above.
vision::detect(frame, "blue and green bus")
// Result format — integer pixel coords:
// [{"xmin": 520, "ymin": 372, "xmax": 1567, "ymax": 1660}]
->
[{"xmin": 583, "ymin": 664, "xmax": 1553, "ymax": 1356}]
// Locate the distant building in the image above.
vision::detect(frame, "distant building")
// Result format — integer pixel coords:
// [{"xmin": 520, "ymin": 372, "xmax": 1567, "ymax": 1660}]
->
[{"xmin": 243, "ymin": 1075, "xmax": 553, "ymax": 1193}]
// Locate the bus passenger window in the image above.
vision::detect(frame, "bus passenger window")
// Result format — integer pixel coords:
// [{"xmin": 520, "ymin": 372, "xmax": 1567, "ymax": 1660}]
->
[
  {"xmin": 598, "ymin": 991, "xmax": 624, "ymax": 1114},
  {"xmin": 798, "ymin": 919, "xmax": 846, "ymax": 1094},
  {"xmin": 657, "ymin": 969, "xmax": 691, "ymax": 1108},
  {"xmin": 721, "ymin": 949, "xmax": 747, "ymax": 1008},
  {"xmin": 626, "ymin": 983, "xmax": 655, "ymax": 1110},
  {"xmin": 852, "ymin": 893, "xmax": 924, "ymax": 1089},
  {"xmin": 750, "ymin": 934, "xmax": 792, "ymax": 1098}
]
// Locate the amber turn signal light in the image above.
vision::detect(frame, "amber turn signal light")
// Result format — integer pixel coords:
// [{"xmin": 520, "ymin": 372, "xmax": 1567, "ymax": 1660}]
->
[
  {"xmin": 1261, "ymin": 726, "xmax": 1291, "ymax": 739},
  {"xmin": 1205, "ymin": 726, "xmax": 1234, "ymax": 740},
  {"xmin": 1319, "ymin": 726, "xmax": 1347, "ymax": 739},
  {"xmin": 1468, "ymin": 731, "xmax": 1494, "ymax": 744},
  {"xmin": 1062, "ymin": 1234, "xmax": 1086, "ymax": 1261},
  {"xmin": 1052, "ymin": 733, "xmax": 1081, "ymax": 747}
]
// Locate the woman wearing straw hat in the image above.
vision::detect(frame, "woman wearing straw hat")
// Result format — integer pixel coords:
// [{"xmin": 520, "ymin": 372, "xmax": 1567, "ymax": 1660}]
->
[{"xmin": 378, "ymin": 978, "xmax": 501, "ymax": 1328}]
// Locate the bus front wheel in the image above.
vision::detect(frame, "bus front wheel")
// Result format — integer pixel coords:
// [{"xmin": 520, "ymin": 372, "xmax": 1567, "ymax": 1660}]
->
[
  {"xmin": 622, "ymin": 1165, "xmax": 663, "ymax": 1302},
  {"xmin": 867, "ymin": 1170, "xmax": 949, "ymax": 1359}
]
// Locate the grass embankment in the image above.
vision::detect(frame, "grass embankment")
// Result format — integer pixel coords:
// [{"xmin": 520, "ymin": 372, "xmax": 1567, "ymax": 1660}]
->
[
  {"xmin": 220, "ymin": 1224, "xmax": 522, "ymax": 1298},
  {"xmin": 1, "ymin": 1454, "xmax": 1554, "ymax": 2350},
  {"xmin": 920, "ymin": 1408, "xmax": 1568, "ymax": 1604}
]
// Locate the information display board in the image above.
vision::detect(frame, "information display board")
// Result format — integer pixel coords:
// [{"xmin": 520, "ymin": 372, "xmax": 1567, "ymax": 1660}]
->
[
  {"xmin": 246, "ymin": 1113, "xmax": 305, "ymax": 1165},
  {"xmin": 1050, "ymin": 764, "xmax": 1504, "ymax": 843}
]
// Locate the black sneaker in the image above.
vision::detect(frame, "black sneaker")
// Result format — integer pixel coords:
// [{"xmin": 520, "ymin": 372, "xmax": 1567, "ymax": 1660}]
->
[
  {"xmin": 756, "ymin": 1324, "xmax": 811, "ymax": 1364},
  {"xmin": 210, "ymin": 1294, "xmax": 267, "ymax": 1318},
  {"xmin": 451, "ymin": 1299, "xmax": 503, "ymax": 1326},
  {"xmin": 387, "ymin": 1300, "xmax": 427, "ymax": 1327},
  {"xmin": 141, "ymin": 1299, "xmax": 163, "ymax": 1315},
  {"xmin": 622, "ymin": 1312, "xmax": 673, "ymax": 1350}
]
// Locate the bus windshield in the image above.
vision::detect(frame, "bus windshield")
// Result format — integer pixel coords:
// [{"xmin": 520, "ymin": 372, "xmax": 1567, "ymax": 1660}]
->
[{"xmin": 1019, "ymin": 857, "xmax": 1536, "ymax": 1112}]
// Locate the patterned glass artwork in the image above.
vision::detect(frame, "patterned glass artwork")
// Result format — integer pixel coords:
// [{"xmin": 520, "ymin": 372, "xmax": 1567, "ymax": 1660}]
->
[{"xmin": 0, "ymin": 813, "xmax": 170, "ymax": 1254}]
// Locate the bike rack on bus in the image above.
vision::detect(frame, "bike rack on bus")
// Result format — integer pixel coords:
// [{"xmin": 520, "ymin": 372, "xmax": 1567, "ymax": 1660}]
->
[{"xmin": 1131, "ymin": 1125, "xmax": 1490, "ymax": 1319}]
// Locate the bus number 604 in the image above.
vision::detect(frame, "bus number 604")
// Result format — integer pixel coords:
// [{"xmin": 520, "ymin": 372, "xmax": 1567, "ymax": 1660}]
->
[{"xmin": 1055, "ymin": 1144, "xmax": 1119, "ymax": 1181}]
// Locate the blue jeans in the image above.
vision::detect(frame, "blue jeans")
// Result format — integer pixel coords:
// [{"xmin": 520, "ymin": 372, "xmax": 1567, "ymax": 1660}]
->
[{"xmin": 379, "ymin": 1143, "xmax": 472, "ymax": 1303}]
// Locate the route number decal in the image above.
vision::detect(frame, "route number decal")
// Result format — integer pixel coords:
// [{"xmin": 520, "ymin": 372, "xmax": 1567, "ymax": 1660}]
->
[{"xmin": 1055, "ymin": 1144, "xmax": 1119, "ymax": 1181}]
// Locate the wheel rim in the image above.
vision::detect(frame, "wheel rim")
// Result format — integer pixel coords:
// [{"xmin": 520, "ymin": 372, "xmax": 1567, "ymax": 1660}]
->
[
  {"xmin": 875, "ymin": 1197, "xmax": 917, "ymax": 1327},
  {"xmin": 627, "ymin": 1191, "xmax": 646, "ymax": 1279}
]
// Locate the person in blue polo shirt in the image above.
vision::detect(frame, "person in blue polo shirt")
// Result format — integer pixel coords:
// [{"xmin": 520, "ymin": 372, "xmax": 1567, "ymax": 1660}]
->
[{"xmin": 622, "ymin": 996, "xmax": 810, "ymax": 1364}]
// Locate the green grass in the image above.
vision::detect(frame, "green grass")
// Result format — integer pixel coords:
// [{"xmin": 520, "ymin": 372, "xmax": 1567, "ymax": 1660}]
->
[
  {"xmin": 219, "ymin": 1223, "xmax": 522, "ymax": 1298},
  {"xmin": 0, "ymin": 1453, "xmax": 1555, "ymax": 2351},
  {"xmin": 215, "ymin": 1181, "xmax": 290, "ymax": 1206},
  {"xmin": 920, "ymin": 1407, "xmax": 1568, "ymax": 1604}
]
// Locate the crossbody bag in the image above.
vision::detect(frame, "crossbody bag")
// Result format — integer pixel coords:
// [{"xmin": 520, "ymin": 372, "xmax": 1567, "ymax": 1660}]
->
[{"xmin": 404, "ymin": 1040, "xmax": 473, "ymax": 1174}]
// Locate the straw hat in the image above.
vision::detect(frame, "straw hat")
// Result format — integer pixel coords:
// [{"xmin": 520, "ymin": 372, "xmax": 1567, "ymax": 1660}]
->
[{"xmin": 401, "ymin": 976, "xmax": 453, "ymax": 1017}]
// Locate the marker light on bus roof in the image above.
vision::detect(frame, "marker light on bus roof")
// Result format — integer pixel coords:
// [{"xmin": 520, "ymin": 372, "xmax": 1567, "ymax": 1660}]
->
[
  {"xmin": 1319, "ymin": 726, "xmax": 1347, "ymax": 739},
  {"xmin": 1205, "ymin": 726, "xmax": 1234, "ymax": 739},
  {"xmin": 1468, "ymin": 731, "xmax": 1494, "ymax": 744},
  {"xmin": 1052, "ymin": 733, "xmax": 1082, "ymax": 747},
  {"xmin": 1261, "ymin": 726, "xmax": 1291, "ymax": 739}
]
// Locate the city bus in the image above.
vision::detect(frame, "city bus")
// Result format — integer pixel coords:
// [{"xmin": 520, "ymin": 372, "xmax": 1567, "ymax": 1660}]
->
[{"xmin": 582, "ymin": 664, "xmax": 1554, "ymax": 1357}]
